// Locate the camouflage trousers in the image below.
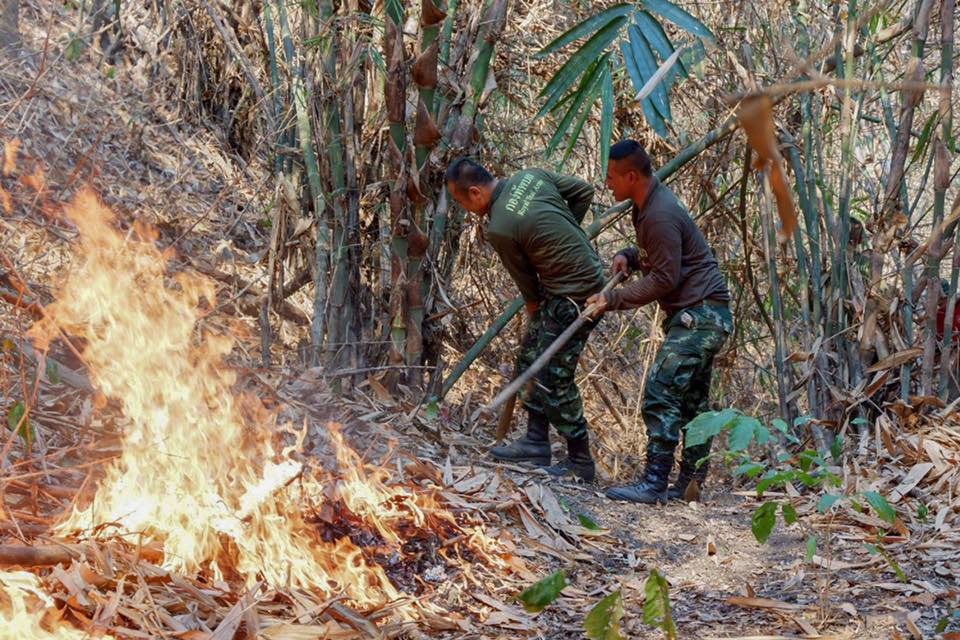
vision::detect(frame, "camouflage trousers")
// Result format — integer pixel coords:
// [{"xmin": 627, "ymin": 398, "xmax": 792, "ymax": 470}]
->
[
  {"xmin": 517, "ymin": 297, "xmax": 597, "ymax": 438},
  {"xmin": 644, "ymin": 302, "xmax": 733, "ymax": 458}
]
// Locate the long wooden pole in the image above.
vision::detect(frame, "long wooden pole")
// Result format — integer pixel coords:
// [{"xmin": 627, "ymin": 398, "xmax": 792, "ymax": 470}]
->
[{"xmin": 482, "ymin": 273, "xmax": 625, "ymax": 414}]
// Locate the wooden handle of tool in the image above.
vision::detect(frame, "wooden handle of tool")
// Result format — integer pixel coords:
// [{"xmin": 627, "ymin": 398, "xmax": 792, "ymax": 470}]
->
[{"xmin": 482, "ymin": 272, "xmax": 625, "ymax": 415}]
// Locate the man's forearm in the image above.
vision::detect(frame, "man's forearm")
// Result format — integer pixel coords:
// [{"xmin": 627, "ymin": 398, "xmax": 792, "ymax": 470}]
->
[{"xmin": 606, "ymin": 275, "xmax": 671, "ymax": 310}]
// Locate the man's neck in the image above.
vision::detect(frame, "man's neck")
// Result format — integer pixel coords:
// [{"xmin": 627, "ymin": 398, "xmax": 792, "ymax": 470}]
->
[
  {"xmin": 631, "ymin": 176, "xmax": 654, "ymax": 209},
  {"xmin": 483, "ymin": 179, "xmax": 503, "ymax": 216}
]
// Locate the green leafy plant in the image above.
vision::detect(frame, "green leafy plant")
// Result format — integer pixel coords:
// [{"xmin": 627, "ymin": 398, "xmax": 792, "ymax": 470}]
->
[
  {"xmin": 535, "ymin": 1, "xmax": 715, "ymax": 171},
  {"xmin": 517, "ymin": 570, "xmax": 567, "ymax": 613},
  {"xmin": 6, "ymin": 401, "xmax": 34, "ymax": 450},
  {"xmin": 643, "ymin": 569, "xmax": 677, "ymax": 639},
  {"xmin": 423, "ymin": 398, "xmax": 440, "ymax": 421},
  {"xmin": 584, "ymin": 590, "xmax": 624, "ymax": 640},
  {"xmin": 684, "ymin": 409, "xmax": 897, "ymax": 557},
  {"xmin": 935, "ymin": 609, "xmax": 960, "ymax": 634},
  {"xmin": 65, "ymin": 32, "xmax": 86, "ymax": 62}
]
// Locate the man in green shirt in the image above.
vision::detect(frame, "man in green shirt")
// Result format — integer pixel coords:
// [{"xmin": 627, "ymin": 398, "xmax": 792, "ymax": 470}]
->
[{"xmin": 445, "ymin": 158, "xmax": 605, "ymax": 481}]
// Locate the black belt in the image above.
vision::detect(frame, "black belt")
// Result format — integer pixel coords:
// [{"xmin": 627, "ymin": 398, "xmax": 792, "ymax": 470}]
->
[{"xmin": 698, "ymin": 298, "xmax": 728, "ymax": 309}]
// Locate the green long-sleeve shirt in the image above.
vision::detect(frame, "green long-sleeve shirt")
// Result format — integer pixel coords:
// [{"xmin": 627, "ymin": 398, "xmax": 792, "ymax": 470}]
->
[{"xmin": 485, "ymin": 169, "xmax": 604, "ymax": 303}]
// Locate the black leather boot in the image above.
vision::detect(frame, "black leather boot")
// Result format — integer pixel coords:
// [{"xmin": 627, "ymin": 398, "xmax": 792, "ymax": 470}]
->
[
  {"xmin": 605, "ymin": 451, "xmax": 674, "ymax": 504},
  {"xmin": 544, "ymin": 433, "xmax": 596, "ymax": 482},
  {"xmin": 490, "ymin": 410, "xmax": 551, "ymax": 466},
  {"xmin": 668, "ymin": 455, "xmax": 709, "ymax": 501}
]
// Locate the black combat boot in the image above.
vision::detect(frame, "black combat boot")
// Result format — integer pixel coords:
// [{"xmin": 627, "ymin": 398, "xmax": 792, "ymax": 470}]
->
[
  {"xmin": 605, "ymin": 451, "xmax": 674, "ymax": 504},
  {"xmin": 490, "ymin": 410, "xmax": 551, "ymax": 466},
  {"xmin": 668, "ymin": 456, "xmax": 709, "ymax": 501},
  {"xmin": 544, "ymin": 433, "xmax": 596, "ymax": 482}
]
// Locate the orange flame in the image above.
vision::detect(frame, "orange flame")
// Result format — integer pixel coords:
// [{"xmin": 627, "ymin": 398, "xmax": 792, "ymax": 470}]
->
[
  {"xmin": 30, "ymin": 189, "xmax": 402, "ymax": 604},
  {"xmin": 0, "ymin": 570, "xmax": 111, "ymax": 639}
]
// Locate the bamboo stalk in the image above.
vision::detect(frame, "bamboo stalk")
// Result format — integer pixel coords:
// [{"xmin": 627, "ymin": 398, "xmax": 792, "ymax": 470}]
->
[
  {"xmin": 405, "ymin": 0, "xmax": 447, "ymax": 386},
  {"xmin": 276, "ymin": 0, "xmax": 329, "ymax": 365},
  {"xmin": 318, "ymin": 0, "xmax": 354, "ymax": 382},
  {"xmin": 450, "ymin": 0, "xmax": 508, "ymax": 148},
  {"xmin": 935, "ymin": 0, "xmax": 955, "ymax": 397},
  {"xmin": 263, "ymin": 0, "xmax": 283, "ymax": 175},
  {"xmin": 384, "ymin": 0, "xmax": 408, "ymax": 389},
  {"xmin": 0, "ymin": 544, "xmax": 83, "ymax": 566},
  {"xmin": 905, "ymin": 0, "xmax": 939, "ymax": 393},
  {"xmin": 758, "ymin": 171, "xmax": 793, "ymax": 423}
]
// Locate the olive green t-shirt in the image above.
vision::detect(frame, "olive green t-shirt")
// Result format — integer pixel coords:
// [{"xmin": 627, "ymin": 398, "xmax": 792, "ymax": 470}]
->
[{"xmin": 485, "ymin": 169, "xmax": 604, "ymax": 303}]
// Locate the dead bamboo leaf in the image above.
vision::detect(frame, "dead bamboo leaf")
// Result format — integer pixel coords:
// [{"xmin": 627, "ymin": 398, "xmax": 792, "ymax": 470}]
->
[
  {"xmin": 888, "ymin": 463, "xmax": 934, "ymax": 503},
  {"xmin": 385, "ymin": 23, "xmax": 406, "ymax": 125},
  {"xmin": 867, "ymin": 348, "xmax": 923, "ymax": 373},
  {"xmin": 259, "ymin": 622, "xmax": 358, "ymax": 639},
  {"xmin": 726, "ymin": 596, "xmax": 813, "ymax": 611},
  {"xmin": 0, "ymin": 186, "xmax": 11, "ymax": 214},
  {"xmin": 407, "ymin": 221, "xmax": 429, "ymax": 257},
  {"xmin": 738, "ymin": 95, "xmax": 797, "ymax": 241},
  {"xmin": 905, "ymin": 611, "xmax": 923, "ymax": 640}
]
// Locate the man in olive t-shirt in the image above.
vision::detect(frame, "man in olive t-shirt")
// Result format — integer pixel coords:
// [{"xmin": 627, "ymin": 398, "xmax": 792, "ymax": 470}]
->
[
  {"xmin": 445, "ymin": 158, "xmax": 604, "ymax": 482},
  {"xmin": 587, "ymin": 140, "xmax": 732, "ymax": 504}
]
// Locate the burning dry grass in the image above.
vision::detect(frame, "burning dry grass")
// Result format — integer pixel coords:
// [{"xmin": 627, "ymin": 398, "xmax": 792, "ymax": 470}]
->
[
  {"xmin": 0, "ymin": 569, "xmax": 109, "ymax": 639},
  {"xmin": 0, "ymin": 187, "xmax": 536, "ymax": 636}
]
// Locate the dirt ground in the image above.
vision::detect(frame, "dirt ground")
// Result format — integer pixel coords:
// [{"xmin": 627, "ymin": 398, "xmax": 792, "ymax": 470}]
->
[{"xmin": 392, "ymin": 422, "xmax": 958, "ymax": 640}]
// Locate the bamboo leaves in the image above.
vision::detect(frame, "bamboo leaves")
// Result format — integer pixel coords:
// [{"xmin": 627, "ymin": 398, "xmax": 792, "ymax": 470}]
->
[
  {"xmin": 738, "ymin": 95, "xmax": 798, "ymax": 240},
  {"xmin": 536, "ymin": 4, "xmax": 635, "ymax": 58},
  {"xmin": 600, "ymin": 64, "xmax": 614, "ymax": 176},
  {"xmin": 633, "ymin": 11, "xmax": 688, "ymax": 79},
  {"xmin": 584, "ymin": 590, "xmax": 624, "ymax": 639},
  {"xmin": 642, "ymin": 0, "xmax": 715, "ymax": 41},
  {"xmin": 517, "ymin": 571, "xmax": 567, "ymax": 612},
  {"xmin": 537, "ymin": 0, "xmax": 715, "ymax": 168},
  {"xmin": 627, "ymin": 25, "xmax": 670, "ymax": 119},
  {"xmin": 537, "ymin": 16, "xmax": 627, "ymax": 118}
]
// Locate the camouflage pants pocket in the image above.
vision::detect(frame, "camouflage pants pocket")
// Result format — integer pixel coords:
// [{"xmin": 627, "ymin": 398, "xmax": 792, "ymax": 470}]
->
[{"xmin": 642, "ymin": 315, "xmax": 729, "ymax": 455}]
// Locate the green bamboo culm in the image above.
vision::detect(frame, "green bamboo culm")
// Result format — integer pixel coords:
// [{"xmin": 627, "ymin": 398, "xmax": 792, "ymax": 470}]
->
[
  {"xmin": 263, "ymin": 0, "xmax": 283, "ymax": 175},
  {"xmin": 405, "ymin": 0, "xmax": 448, "ymax": 384},
  {"xmin": 276, "ymin": 0, "xmax": 329, "ymax": 365},
  {"xmin": 384, "ymin": 0, "xmax": 409, "ymax": 386},
  {"xmin": 317, "ymin": 0, "xmax": 355, "ymax": 382},
  {"xmin": 935, "ymin": 0, "xmax": 955, "ymax": 397}
]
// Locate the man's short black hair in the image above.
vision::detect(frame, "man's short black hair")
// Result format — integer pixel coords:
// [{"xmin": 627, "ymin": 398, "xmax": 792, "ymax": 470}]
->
[
  {"xmin": 445, "ymin": 157, "xmax": 495, "ymax": 193},
  {"xmin": 609, "ymin": 140, "xmax": 653, "ymax": 177}
]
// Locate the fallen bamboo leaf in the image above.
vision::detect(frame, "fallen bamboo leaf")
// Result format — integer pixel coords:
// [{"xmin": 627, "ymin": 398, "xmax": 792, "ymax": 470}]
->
[
  {"xmin": 259, "ymin": 622, "xmax": 359, "ymax": 639},
  {"xmin": 726, "ymin": 596, "xmax": 814, "ymax": 611},
  {"xmin": 888, "ymin": 463, "xmax": 934, "ymax": 502}
]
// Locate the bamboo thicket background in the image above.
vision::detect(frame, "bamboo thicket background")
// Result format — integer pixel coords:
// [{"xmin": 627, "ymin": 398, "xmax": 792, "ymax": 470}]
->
[{"xmin": 0, "ymin": 0, "xmax": 957, "ymax": 478}]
